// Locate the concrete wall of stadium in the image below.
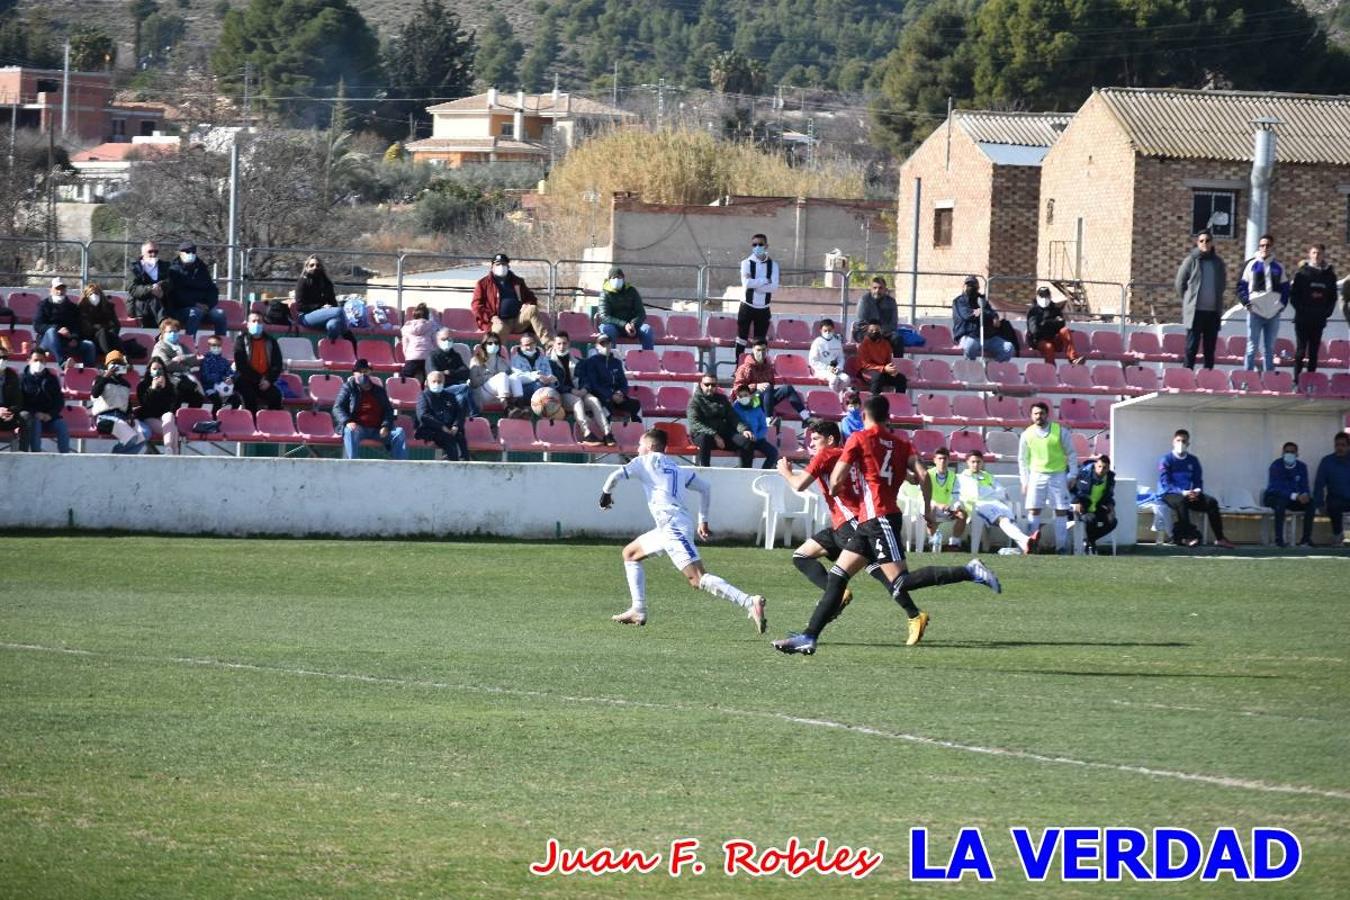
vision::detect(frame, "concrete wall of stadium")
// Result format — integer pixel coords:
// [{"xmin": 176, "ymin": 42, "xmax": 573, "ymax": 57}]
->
[{"xmin": 0, "ymin": 455, "xmax": 781, "ymax": 541}]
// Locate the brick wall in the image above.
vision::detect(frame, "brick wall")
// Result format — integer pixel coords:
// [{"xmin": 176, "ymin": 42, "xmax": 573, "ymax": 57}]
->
[{"xmin": 988, "ymin": 163, "xmax": 1044, "ymax": 303}]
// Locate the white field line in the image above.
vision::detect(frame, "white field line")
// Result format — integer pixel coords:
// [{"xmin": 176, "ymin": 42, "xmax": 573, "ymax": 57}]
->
[
  {"xmin": 1107, "ymin": 699, "xmax": 1332, "ymax": 724},
  {"xmin": 4, "ymin": 641, "xmax": 1349, "ymax": 803}
]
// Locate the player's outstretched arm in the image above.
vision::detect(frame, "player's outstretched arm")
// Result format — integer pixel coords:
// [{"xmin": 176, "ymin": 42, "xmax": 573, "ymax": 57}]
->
[
  {"xmin": 686, "ymin": 471, "xmax": 713, "ymax": 537},
  {"xmin": 777, "ymin": 457, "xmax": 814, "ymax": 492},
  {"xmin": 599, "ymin": 466, "xmax": 626, "ymax": 509}
]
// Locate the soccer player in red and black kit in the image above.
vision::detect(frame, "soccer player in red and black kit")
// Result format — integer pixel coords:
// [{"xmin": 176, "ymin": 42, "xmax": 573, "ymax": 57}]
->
[{"xmin": 773, "ymin": 396, "xmax": 1003, "ymax": 655}]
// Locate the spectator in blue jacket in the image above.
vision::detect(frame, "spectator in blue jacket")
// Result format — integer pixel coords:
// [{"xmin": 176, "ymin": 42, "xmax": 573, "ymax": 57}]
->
[
  {"xmin": 1314, "ymin": 432, "xmax": 1350, "ymax": 544},
  {"xmin": 167, "ymin": 241, "xmax": 226, "ymax": 338},
  {"xmin": 414, "ymin": 370, "xmax": 468, "ymax": 461},
  {"xmin": 508, "ymin": 331, "xmax": 558, "ymax": 395},
  {"xmin": 731, "ymin": 384, "xmax": 779, "ymax": 469},
  {"xmin": 1263, "ymin": 441, "xmax": 1313, "ymax": 547},
  {"xmin": 1071, "ymin": 455, "xmax": 1117, "ymax": 554},
  {"xmin": 951, "ymin": 276, "xmax": 1012, "ymax": 362},
  {"xmin": 35, "ymin": 277, "xmax": 96, "ymax": 367},
  {"xmin": 839, "ymin": 391, "xmax": 864, "ymax": 439},
  {"xmin": 18, "ymin": 349, "xmax": 71, "ymax": 453},
  {"xmin": 1158, "ymin": 428, "xmax": 1233, "ymax": 548},
  {"xmin": 575, "ymin": 333, "xmax": 642, "ymax": 424},
  {"xmin": 333, "ymin": 358, "xmax": 407, "ymax": 460},
  {"xmin": 1236, "ymin": 234, "xmax": 1289, "ymax": 372}
]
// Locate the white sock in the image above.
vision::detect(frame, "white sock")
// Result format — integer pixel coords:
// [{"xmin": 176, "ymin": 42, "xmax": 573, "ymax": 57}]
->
[
  {"xmin": 624, "ymin": 561, "xmax": 646, "ymax": 613},
  {"xmin": 1027, "ymin": 512, "xmax": 1041, "ymax": 534},
  {"xmin": 698, "ymin": 572, "xmax": 752, "ymax": 610},
  {"xmin": 998, "ymin": 518, "xmax": 1029, "ymax": 544},
  {"xmin": 1054, "ymin": 516, "xmax": 1068, "ymax": 549}
]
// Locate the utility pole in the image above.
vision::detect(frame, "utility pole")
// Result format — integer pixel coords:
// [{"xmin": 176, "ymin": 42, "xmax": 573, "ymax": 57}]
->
[
  {"xmin": 242, "ymin": 62, "xmax": 252, "ymax": 128},
  {"xmin": 806, "ymin": 117, "xmax": 815, "ymax": 168},
  {"xmin": 612, "ymin": 60, "xmax": 618, "ymax": 107},
  {"xmin": 226, "ymin": 137, "xmax": 240, "ymax": 303},
  {"xmin": 657, "ymin": 78, "xmax": 665, "ymax": 130},
  {"xmin": 61, "ymin": 40, "xmax": 70, "ymax": 138},
  {"xmin": 8, "ymin": 98, "xmax": 16, "ymax": 169}
]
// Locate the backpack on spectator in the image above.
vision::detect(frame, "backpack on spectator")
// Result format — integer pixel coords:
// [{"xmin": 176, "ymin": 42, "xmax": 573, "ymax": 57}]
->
[
  {"xmin": 897, "ymin": 324, "xmax": 925, "ymax": 347},
  {"xmin": 265, "ymin": 299, "xmax": 293, "ymax": 327},
  {"xmin": 342, "ymin": 295, "xmax": 369, "ymax": 328}
]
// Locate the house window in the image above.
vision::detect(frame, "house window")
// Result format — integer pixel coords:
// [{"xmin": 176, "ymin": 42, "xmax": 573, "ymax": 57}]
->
[
  {"xmin": 933, "ymin": 208, "xmax": 953, "ymax": 247},
  {"xmin": 499, "ymin": 122, "xmax": 512, "ymax": 137},
  {"xmin": 111, "ymin": 119, "xmax": 125, "ymax": 136},
  {"xmin": 1192, "ymin": 190, "xmax": 1236, "ymax": 238},
  {"xmin": 1045, "ymin": 198, "xmax": 1054, "ymax": 225},
  {"xmin": 140, "ymin": 120, "xmax": 155, "ymax": 136}
]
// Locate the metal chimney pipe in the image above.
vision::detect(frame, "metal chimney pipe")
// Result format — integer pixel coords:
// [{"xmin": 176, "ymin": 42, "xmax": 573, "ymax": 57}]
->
[
  {"xmin": 1245, "ymin": 117, "xmax": 1279, "ymax": 260},
  {"xmin": 513, "ymin": 90, "xmax": 525, "ymax": 141}
]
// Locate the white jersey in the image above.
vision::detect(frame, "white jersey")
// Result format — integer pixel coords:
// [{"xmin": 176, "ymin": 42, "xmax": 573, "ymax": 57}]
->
[
  {"xmin": 956, "ymin": 471, "xmax": 1008, "ymax": 505},
  {"xmin": 604, "ymin": 452, "xmax": 711, "ymax": 528}
]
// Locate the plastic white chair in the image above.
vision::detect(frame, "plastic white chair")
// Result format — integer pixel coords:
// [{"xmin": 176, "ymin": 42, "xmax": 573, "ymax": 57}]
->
[
  {"xmin": 898, "ymin": 481, "xmax": 927, "ymax": 551},
  {"xmin": 751, "ymin": 474, "xmax": 814, "ymax": 549}
]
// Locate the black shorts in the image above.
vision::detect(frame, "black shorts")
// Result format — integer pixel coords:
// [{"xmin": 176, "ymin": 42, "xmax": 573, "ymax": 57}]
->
[
  {"xmin": 811, "ymin": 521, "xmax": 858, "ymax": 558},
  {"xmin": 844, "ymin": 514, "xmax": 907, "ymax": 566}
]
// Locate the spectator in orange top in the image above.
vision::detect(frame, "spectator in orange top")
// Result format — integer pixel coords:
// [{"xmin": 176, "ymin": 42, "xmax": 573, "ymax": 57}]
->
[
  {"xmin": 1026, "ymin": 286, "xmax": 1083, "ymax": 365},
  {"xmin": 471, "ymin": 252, "xmax": 552, "ymax": 345},
  {"xmin": 731, "ymin": 338, "xmax": 806, "ymax": 423},
  {"xmin": 855, "ymin": 320, "xmax": 907, "ymax": 395},
  {"xmin": 232, "ymin": 311, "xmax": 283, "ymax": 412}
]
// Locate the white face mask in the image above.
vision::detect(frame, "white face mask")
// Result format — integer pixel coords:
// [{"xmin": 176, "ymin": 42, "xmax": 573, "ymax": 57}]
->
[
  {"xmin": 1036, "ymin": 295, "xmax": 1051, "ymax": 308},
  {"xmin": 596, "ymin": 344, "xmax": 611, "ymax": 356},
  {"xmin": 611, "ymin": 278, "xmax": 624, "ymax": 290},
  {"xmin": 28, "ymin": 361, "xmax": 44, "ymax": 374},
  {"xmin": 437, "ymin": 340, "xmax": 452, "ymax": 351},
  {"xmin": 180, "ymin": 252, "xmax": 196, "ymax": 264},
  {"xmin": 89, "ymin": 294, "xmax": 102, "ymax": 306},
  {"xmin": 1173, "ymin": 441, "xmax": 1188, "ymax": 456},
  {"xmin": 752, "ymin": 350, "xmax": 765, "ymax": 362},
  {"xmin": 484, "ymin": 343, "xmax": 499, "ymax": 355},
  {"xmin": 820, "ymin": 330, "xmax": 834, "ymax": 341},
  {"xmin": 492, "ymin": 264, "xmax": 509, "ymax": 278},
  {"xmin": 428, "ymin": 382, "xmax": 445, "ymax": 394}
]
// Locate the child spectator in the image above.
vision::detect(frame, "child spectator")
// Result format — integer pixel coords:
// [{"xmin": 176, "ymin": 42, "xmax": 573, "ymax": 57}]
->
[
  {"xmin": 198, "ymin": 335, "xmax": 239, "ymax": 413},
  {"xmin": 731, "ymin": 384, "xmax": 779, "ymax": 469},
  {"xmin": 808, "ymin": 318, "xmax": 850, "ymax": 395},
  {"xmin": 400, "ymin": 303, "xmax": 438, "ymax": 382}
]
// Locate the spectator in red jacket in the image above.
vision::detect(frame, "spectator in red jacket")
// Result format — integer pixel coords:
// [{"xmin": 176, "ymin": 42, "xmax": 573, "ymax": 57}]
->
[
  {"xmin": 855, "ymin": 320, "xmax": 907, "ymax": 394},
  {"xmin": 731, "ymin": 338, "xmax": 806, "ymax": 423},
  {"xmin": 470, "ymin": 253, "xmax": 552, "ymax": 345}
]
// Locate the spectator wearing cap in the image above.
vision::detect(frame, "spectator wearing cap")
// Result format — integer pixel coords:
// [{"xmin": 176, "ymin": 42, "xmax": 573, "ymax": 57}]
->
[
  {"xmin": 18, "ymin": 348, "xmax": 70, "ymax": 453},
  {"xmin": 1026, "ymin": 286, "xmax": 1083, "ymax": 365},
  {"xmin": 35, "ymin": 277, "xmax": 96, "ymax": 367},
  {"xmin": 597, "ymin": 267, "xmax": 653, "ymax": 350},
  {"xmin": 414, "ymin": 369, "xmax": 468, "ymax": 461},
  {"xmin": 576, "ymin": 332, "xmax": 642, "ymax": 425},
  {"xmin": 471, "ymin": 252, "xmax": 552, "ymax": 345},
  {"xmin": 732, "ymin": 338, "xmax": 807, "ymax": 423},
  {"xmin": 0, "ymin": 336, "xmax": 22, "ymax": 439},
  {"xmin": 167, "ymin": 241, "xmax": 226, "ymax": 338},
  {"xmin": 855, "ymin": 319, "xmax": 907, "ymax": 395},
  {"xmin": 952, "ymin": 275, "xmax": 1013, "ymax": 362},
  {"xmin": 233, "ymin": 311, "xmax": 283, "ymax": 412},
  {"xmin": 78, "ymin": 282, "xmax": 121, "ymax": 360},
  {"xmin": 333, "ymin": 357, "xmax": 408, "ymax": 460},
  {"xmin": 90, "ymin": 349, "xmax": 148, "ymax": 454}
]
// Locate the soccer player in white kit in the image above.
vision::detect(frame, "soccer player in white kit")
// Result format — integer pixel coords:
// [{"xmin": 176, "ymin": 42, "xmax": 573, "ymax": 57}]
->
[
  {"xmin": 957, "ymin": 451, "xmax": 1033, "ymax": 554},
  {"xmin": 1018, "ymin": 401, "xmax": 1076, "ymax": 552},
  {"xmin": 599, "ymin": 428, "xmax": 767, "ymax": 632}
]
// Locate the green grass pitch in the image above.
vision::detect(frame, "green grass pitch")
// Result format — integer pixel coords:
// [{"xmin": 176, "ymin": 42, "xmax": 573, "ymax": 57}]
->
[{"xmin": 2, "ymin": 535, "xmax": 1348, "ymax": 897}]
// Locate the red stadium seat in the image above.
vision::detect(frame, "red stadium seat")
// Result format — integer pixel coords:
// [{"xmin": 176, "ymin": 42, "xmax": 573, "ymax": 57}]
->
[
  {"xmin": 656, "ymin": 385, "xmax": 691, "ymax": 416},
  {"xmin": 910, "ymin": 429, "xmax": 945, "ymax": 458},
  {"xmin": 318, "ymin": 338, "xmax": 357, "ymax": 369},
  {"xmin": 1127, "ymin": 332, "xmax": 1164, "ymax": 362},
  {"xmin": 1261, "ymin": 371, "xmax": 1294, "ymax": 394},
  {"xmin": 356, "ymin": 339, "xmax": 399, "ymax": 372},
  {"xmin": 1059, "ymin": 397, "xmax": 1103, "ymax": 429},
  {"xmin": 61, "ymin": 367, "xmax": 96, "ymax": 400},
  {"xmin": 174, "ymin": 407, "xmax": 214, "ymax": 441},
  {"xmin": 464, "ymin": 417, "xmax": 501, "ymax": 454},
  {"xmin": 622, "ymin": 349, "xmax": 662, "ymax": 377},
  {"xmin": 916, "ymin": 359, "xmax": 960, "ymax": 390},
  {"xmin": 217, "ymin": 299, "xmax": 247, "ymax": 331},
  {"xmin": 772, "ymin": 319, "xmax": 813, "ymax": 349},
  {"xmin": 275, "ymin": 372, "xmax": 307, "ymax": 406},
  {"xmin": 1195, "ymin": 368, "xmax": 1230, "ymax": 393},
  {"xmin": 918, "ymin": 393, "xmax": 957, "ymax": 425},
  {"xmin": 660, "ymin": 349, "xmax": 700, "ymax": 380},
  {"xmin": 440, "ymin": 307, "xmax": 481, "ymax": 341},
  {"xmin": 1225, "ymin": 336, "xmax": 1247, "ymax": 364},
  {"xmin": 217, "ymin": 408, "xmax": 258, "ymax": 440},
  {"xmin": 61, "ymin": 405, "xmax": 96, "ymax": 440},
  {"xmin": 629, "ymin": 384, "xmax": 659, "ymax": 415},
  {"xmin": 109, "ymin": 294, "xmax": 138, "ymax": 328},
  {"xmin": 556, "ymin": 311, "xmax": 594, "ymax": 340},
  {"xmin": 296, "ymin": 410, "xmax": 340, "ymax": 445},
  {"xmin": 652, "ymin": 421, "xmax": 697, "ymax": 456},
  {"xmin": 951, "ymin": 394, "xmax": 988, "ymax": 424},
  {"xmin": 1230, "ymin": 370, "xmax": 1261, "ymax": 393},
  {"xmin": 306, "ymin": 373, "xmax": 344, "ymax": 406},
  {"xmin": 985, "ymin": 361, "xmax": 1022, "ymax": 387},
  {"xmin": 918, "ymin": 323, "xmax": 956, "ymax": 352},
  {"xmin": 1089, "ymin": 330, "xmax": 1127, "ymax": 361},
  {"xmin": 772, "ymin": 353, "xmax": 812, "ymax": 383},
  {"xmin": 1057, "ymin": 364, "xmax": 1095, "ymax": 393},
  {"xmin": 804, "ymin": 389, "xmax": 843, "ymax": 420},
  {"xmin": 883, "ymin": 393, "xmax": 921, "ymax": 426},
  {"xmin": 986, "ymin": 395, "xmax": 1023, "ymax": 425},
  {"xmin": 255, "ymin": 409, "xmax": 299, "ymax": 442},
  {"xmin": 704, "ymin": 315, "xmax": 739, "ymax": 346},
  {"xmin": 663, "ymin": 315, "xmax": 709, "ymax": 349},
  {"xmin": 1162, "ymin": 368, "xmax": 1196, "ymax": 391},
  {"xmin": 1092, "ymin": 398, "xmax": 1114, "ymax": 424},
  {"xmin": 1300, "ymin": 371, "xmax": 1331, "ymax": 397},
  {"xmin": 385, "ymin": 375, "xmax": 422, "ymax": 410},
  {"xmin": 1124, "ymin": 366, "xmax": 1160, "ymax": 393},
  {"xmin": 1329, "ymin": 373, "xmax": 1350, "ymax": 398},
  {"xmin": 1326, "ymin": 340, "xmax": 1349, "ymax": 367},
  {"xmin": 948, "ymin": 430, "xmax": 988, "ymax": 459},
  {"xmin": 5, "ymin": 291, "xmax": 41, "ymax": 324},
  {"xmin": 612, "ymin": 421, "xmax": 646, "ymax": 452},
  {"xmin": 1024, "ymin": 362, "xmax": 1059, "ymax": 390},
  {"xmin": 1092, "ymin": 432, "xmax": 1112, "ymax": 458},
  {"xmin": 1072, "ymin": 431, "xmax": 1092, "ymax": 459},
  {"xmin": 1090, "ymin": 363, "xmax": 1127, "ymax": 394},
  {"xmin": 498, "ymin": 417, "xmax": 541, "ymax": 452},
  {"xmin": 535, "ymin": 419, "xmax": 584, "ymax": 453},
  {"xmin": 1160, "ymin": 332, "xmax": 1187, "ymax": 361}
]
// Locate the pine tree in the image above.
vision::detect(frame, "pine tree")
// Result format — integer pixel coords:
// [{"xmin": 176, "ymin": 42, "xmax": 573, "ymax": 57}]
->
[
  {"xmin": 475, "ymin": 13, "xmax": 523, "ymax": 91},
  {"xmin": 382, "ymin": 0, "xmax": 476, "ymax": 140}
]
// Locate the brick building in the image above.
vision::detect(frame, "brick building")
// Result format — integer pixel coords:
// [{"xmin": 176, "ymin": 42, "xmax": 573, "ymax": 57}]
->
[
  {"xmin": 1037, "ymin": 87, "xmax": 1350, "ymax": 320},
  {"xmin": 894, "ymin": 110, "xmax": 1072, "ymax": 315},
  {"xmin": 405, "ymin": 88, "xmax": 633, "ymax": 168},
  {"xmin": 0, "ymin": 67, "xmax": 164, "ymax": 143}
]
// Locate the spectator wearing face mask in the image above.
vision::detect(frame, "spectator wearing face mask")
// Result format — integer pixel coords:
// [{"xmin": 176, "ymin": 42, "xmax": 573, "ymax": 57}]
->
[
  {"xmin": 0, "ymin": 336, "xmax": 21, "ymax": 439},
  {"xmin": 731, "ymin": 385, "xmax": 780, "ymax": 469},
  {"xmin": 295, "ymin": 255, "xmax": 353, "ymax": 345},
  {"xmin": 686, "ymin": 376, "xmax": 754, "ymax": 467},
  {"xmin": 135, "ymin": 357, "xmax": 181, "ymax": 453},
  {"xmin": 333, "ymin": 358, "xmax": 408, "ymax": 460},
  {"xmin": 855, "ymin": 320, "xmax": 907, "ymax": 395},
  {"xmin": 732, "ymin": 338, "xmax": 807, "ymax": 424},
  {"xmin": 469, "ymin": 336, "xmax": 528, "ymax": 417},
  {"xmin": 78, "ymin": 282, "xmax": 121, "ymax": 360},
  {"xmin": 509, "ymin": 331, "xmax": 558, "ymax": 395},
  {"xmin": 576, "ymin": 333, "xmax": 642, "ymax": 426},
  {"xmin": 35, "ymin": 277, "xmax": 96, "ymax": 367},
  {"xmin": 472, "ymin": 252, "xmax": 552, "ymax": 345},
  {"xmin": 548, "ymin": 331, "xmax": 612, "ymax": 445},
  {"xmin": 18, "ymin": 349, "xmax": 70, "ymax": 452},
  {"xmin": 1289, "ymin": 244, "xmax": 1338, "ymax": 385},
  {"xmin": 808, "ymin": 318, "xmax": 850, "ymax": 395},
  {"xmin": 151, "ymin": 317, "xmax": 206, "ymax": 408},
  {"xmin": 1236, "ymin": 234, "xmax": 1288, "ymax": 372},
  {"xmin": 233, "ymin": 312, "xmax": 283, "ymax": 412},
  {"xmin": 414, "ymin": 369, "xmax": 468, "ymax": 461},
  {"xmin": 1314, "ymin": 431, "xmax": 1350, "ymax": 545},
  {"xmin": 428, "ymin": 327, "xmax": 476, "ymax": 416},
  {"xmin": 839, "ymin": 391, "xmax": 864, "ymax": 439},
  {"xmin": 952, "ymin": 276, "xmax": 1013, "ymax": 362},
  {"xmin": 90, "ymin": 350, "xmax": 148, "ymax": 454},
  {"xmin": 1263, "ymin": 442, "xmax": 1314, "ymax": 547},
  {"xmin": 1026, "ymin": 286, "xmax": 1083, "ymax": 365},
  {"xmin": 198, "ymin": 334, "xmax": 238, "ymax": 413},
  {"xmin": 167, "ymin": 241, "xmax": 226, "ymax": 338},
  {"xmin": 128, "ymin": 240, "xmax": 170, "ymax": 327},
  {"xmin": 597, "ymin": 266, "xmax": 653, "ymax": 350},
  {"xmin": 737, "ymin": 233, "xmax": 779, "ymax": 358},
  {"xmin": 851, "ymin": 277, "xmax": 904, "ymax": 352},
  {"xmin": 1157, "ymin": 428, "xmax": 1233, "ymax": 549},
  {"xmin": 1176, "ymin": 230, "xmax": 1226, "ymax": 370},
  {"xmin": 400, "ymin": 303, "xmax": 438, "ymax": 382}
]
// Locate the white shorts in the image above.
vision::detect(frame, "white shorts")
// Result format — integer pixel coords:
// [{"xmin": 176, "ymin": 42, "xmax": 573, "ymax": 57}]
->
[
  {"xmin": 932, "ymin": 506, "xmax": 963, "ymax": 522},
  {"xmin": 975, "ymin": 500, "xmax": 1015, "ymax": 525},
  {"xmin": 636, "ymin": 519, "xmax": 701, "ymax": 571},
  {"xmin": 1025, "ymin": 472, "xmax": 1070, "ymax": 511}
]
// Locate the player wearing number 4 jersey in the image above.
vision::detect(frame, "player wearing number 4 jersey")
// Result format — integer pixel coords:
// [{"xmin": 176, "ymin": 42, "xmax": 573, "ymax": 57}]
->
[
  {"xmin": 773, "ymin": 396, "xmax": 1003, "ymax": 655},
  {"xmin": 599, "ymin": 427, "xmax": 767, "ymax": 632}
]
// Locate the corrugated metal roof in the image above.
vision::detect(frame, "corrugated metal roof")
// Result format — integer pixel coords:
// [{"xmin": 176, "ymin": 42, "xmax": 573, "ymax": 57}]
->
[
  {"xmin": 954, "ymin": 111, "xmax": 1074, "ymax": 148},
  {"xmin": 1096, "ymin": 87, "xmax": 1350, "ymax": 165}
]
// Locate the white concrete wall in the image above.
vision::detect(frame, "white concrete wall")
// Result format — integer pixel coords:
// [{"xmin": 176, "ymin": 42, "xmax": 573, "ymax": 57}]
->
[{"xmin": 0, "ymin": 455, "xmax": 782, "ymax": 540}]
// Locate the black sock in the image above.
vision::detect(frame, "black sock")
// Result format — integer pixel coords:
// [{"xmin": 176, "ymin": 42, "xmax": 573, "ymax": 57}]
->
[
  {"xmin": 866, "ymin": 564, "xmax": 893, "ymax": 592},
  {"xmin": 792, "ymin": 553, "xmax": 830, "ymax": 591},
  {"xmin": 896, "ymin": 565, "xmax": 972, "ymax": 592},
  {"xmin": 892, "ymin": 586, "xmax": 921, "ymax": 618},
  {"xmin": 805, "ymin": 567, "xmax": 850, "ymax": 638}
]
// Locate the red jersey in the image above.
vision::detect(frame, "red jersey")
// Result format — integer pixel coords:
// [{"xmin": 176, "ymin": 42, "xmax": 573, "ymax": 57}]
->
[
  {"xmin": 804, "ymin": 446, "xmax": 861, "ymax": 528},
  {"xmin": 839, "ymin": 425, "xmax": 914, "ymax": 521}
]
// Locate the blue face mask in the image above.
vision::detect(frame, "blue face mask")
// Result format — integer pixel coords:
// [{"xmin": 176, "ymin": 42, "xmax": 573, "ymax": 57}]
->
[
  {"xmin": 247, "ymin": 322, "xmax": 263, "ymax": 336},
  {"xmin": 752, "ymin": 245, "xmax": 767, "ymax": 259},
  {"xmin": 428, "ymin": 383, "xmax": 445, "ymax": 394},
  {"xmin": 165, "ymin": 331, "xmax": 180, "ymax": 345},
  {"xmin": 1283, "ymin": 452, "xmax": 1297, "ymax": 466}
]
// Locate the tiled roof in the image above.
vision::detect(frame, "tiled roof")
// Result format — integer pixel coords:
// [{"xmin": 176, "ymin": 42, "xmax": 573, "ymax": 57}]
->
[
  {"xmin": 404, "ymin": 137, "xmax": 549, "ymax": 155},
  {"xmin": 427, "ymin": 91, "xmax": 633, "ymax": 118},
  {"xmin": 70, "ymin": 142, "xmax": 179, "ymax": 162},
  {"xmin": 954, "ymin": 110, "xmax": 1074, "ymax": 148},
  {"xmin": 1096, "ymin": 87, "xmax": 1350, "ymax": 165}
]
